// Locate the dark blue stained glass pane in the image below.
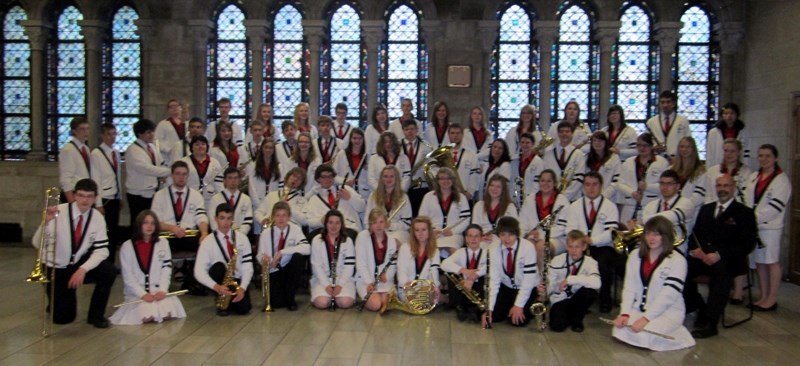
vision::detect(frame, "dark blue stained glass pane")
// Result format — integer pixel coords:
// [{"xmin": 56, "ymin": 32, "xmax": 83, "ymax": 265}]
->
[
  {"xmin": 498, "ymin": 43, "xmax": 530, "ymax": 80},
  {"xmin": 273, "ymin": 42, "xmax": 303, "ymax": 78},
  {"xmin": 616, "ymin": 83, "xmax": 648, "ymax": 120},
  {"xmin": 271, "ymin": 80, "xmax": 303, "ymax": 117},
  {"xmin": 58, "ymin": 6, "xmax": 83, "ymax": 40},
  {"xmin": 331, "ymin": 43, "xmax": 361, "ymax": 78},
  {"xmin": 57, "ymin": 79, "xmax": 85, "ymax": 115},
  {"xmin": 557, "ymin": 83, "xmax": 589, "ymax": 120},
  {"xmin": 617, "ymin": 44, "xmax": 649, "ymax": 81},
  {"xmin": 331, "ymin": 5, "xmax": 360, "ymax": 42},
  {"xmin": 677, "ymin": 45, "xmax": 709, "ymax": 82},
  {"xmin": 3, "ymin": 7, "xmax": 27, "ymax": 40},
  {"xmin": 111, "ymin": 42, "xmax": 140, "ymax": 77},
  {"xmin": 112, "ymin": 116, "xmax": 137, "ymax": 152},
  {"xmin": 388, "ymin": 5, "xmax": 418, "ymax": 41},
  {"xmin": 217, "ymin": 5, "xmax": 246, "ymax": 40},
  {"xmin": 680, "ymin": 6, "xmax": 711, "ymax": 43},
  {"xmin": 619, "ymin": 6, "xmax": 649, "ymax": 42},
  {"xmin": 499, "ymin": 5, "xmax": 530, "ymax": 42},
  {"xmin": 216, "ymin": 42, "xmax": 247, "ymax": 78},
  {"xmin": 275, "ymin": 5, "xmax": 303, "ymax": 41},
  {"xmin": 557, "ymin": 44, "xmax": 590, "ymax": 80},
  {"xmin": 5, "ymin": 116, "xmax": 31, "ymax": 150},
  {"xmin": 4, "ymin": 79, "xmax": 30, "ymax": 113},
  {"xmin": 112, "ymin": 6, "xmax": 139, "ymax": 40},
  {"xmin": 111, "ymin": 80, "xmax": 140, "ymax": 114},
  {"xmin": 57, "ymin": 43, "xmax": 85, "ymax": 77},
  {"xmin": 559, "ymin": 6, "xmax": 590, "ymax": 42},
  {"xmin": 4, "ymin": 43, "xmax": 30, "ymax": 77},
  {"xmin": 387, "ymin": 43, "xmax": 419, "ymax": 79}
]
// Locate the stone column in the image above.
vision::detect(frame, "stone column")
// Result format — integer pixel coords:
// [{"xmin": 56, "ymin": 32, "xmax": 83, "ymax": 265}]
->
[
  {"xmin": 303, "ymin": 20, "xmax": 325, "ymax": 123},
  {"xmin": 595, "ymin": 21, "xmax": 620, "ymax": 127},
  {"xmin": 21, "ymin": 21, "xmax": 51, "ymax": 161},
  {"xmin": 362, "ymin": 20, "xmax": 385, "ymax": 126},
  {"xmin": 421, "ymin": 20, "xmax": 443, "ymax": 115},
  {"xmin": 246, "ymin": 19, "xmax": 270, "ymax": 121},
  {"xmin": 716, "ymin": 22, "xmax": 744, "ymax": 105},
  {"xmin": 654, "ymin": 22, "xmax": 682, "ymax": 93},
  {"xmin": 135, "ymin": 19, "xmax": 156, "ymax": 120},
  {"xmin": 477, "ymin": 20, "xmax": 499, "ymax": 122},
  {"xmin": 187, "ymin": 20, "xmax": 213, "ymax": 119},
  {"xmin": 534, "ymin": 21, "xmax": 559, "ymax": 128},
  {"xmin": 79, "ymin": 20, "xmax": 108, "ymax": 147}
]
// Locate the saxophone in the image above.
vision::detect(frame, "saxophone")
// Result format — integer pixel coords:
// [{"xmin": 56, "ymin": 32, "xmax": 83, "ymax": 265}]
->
[
  {"xmin": 216, "ymin": 244, "xmax": 241, "ymax": 311},
  {"xmin": 557, "ymin": 167, "xmax": 574, "ymax": 194},
  {"xmin": 443, "ymin": 271, "xmax": 485, "ymax": 311},
  {"xmin": 530, "ymin": 205, "xmax": 561, "ymax": 332}
]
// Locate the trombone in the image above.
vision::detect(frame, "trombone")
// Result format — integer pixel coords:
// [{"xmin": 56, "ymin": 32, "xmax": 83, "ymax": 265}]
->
[{"xmin": 27, "ymin": 187, "xmax": 61, "ymax": 337}]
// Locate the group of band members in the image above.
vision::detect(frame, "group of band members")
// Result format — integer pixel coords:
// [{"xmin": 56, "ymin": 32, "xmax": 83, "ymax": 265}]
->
[{"xmin": 47, "ymin": 91, "xmax": 789, "ymax": 348}]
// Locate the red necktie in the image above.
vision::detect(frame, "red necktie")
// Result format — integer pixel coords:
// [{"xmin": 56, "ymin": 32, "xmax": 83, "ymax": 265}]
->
[
  {"xmin": 663, "ymin": 200, "xmax": 669, "ymax": 212},
  {"xmin": 73, "ymin": 214, "xmax": 83, "ymax": 250},
  {"xmin": 111, "ymin": 151, "xmax": 118, "ymax": 171},
  {"xmin": 338, "ymin": 125, "xmax": 345, "ymax": 139},
  {"xmin": 225, "ymin": 235, "xmax": 234, "ymax": 257},
  {"xmin": 407, "ymin": 142, "xmax": 415, "ymax": 164},
  {"xmin": 322, "ymin": 139, "xmax": 329, "ymax": 159},
  {"xmin": 506, "ymin": 248, "xmax": 514, "ymax": 277},
  {"xmin": 664, "ymin": 115, "xmax": 671, "ymax": 135},
  {"xmin": 452, "ymin": 150, "xmax": 458, "ymax": 163},
  {"xmin": 559, "ymin": 148, "xmax": 566, "ymax": 165},
  {"xmin": 80, "ymin": 146, "xmax": 90, "ymax": 170},
  {"xmin": 328, "ymin": 189, "xmax": 336, "ymax": 207},
  {"xmin": 228, "ymin": 194, "xmax": 235, "ymax": 208},
  {"xmin": 278, "ymin": 230, "xmax": 286, "ymax": 251},
  {"xmin": 469, "ymin": 251, "xmax": 477, "ymax": 270},
  {"xmin": 146, "ymin": 144, "xmax": 156, "ymax": 164},
  {"xmin": 570, "ymin": 263, "xmax": 578, "ymax": 275},
  {"xmin": 589, "ymin": 199, "xmax": 597, "ymax": 224},
  {"xmin": 175, "ymin": 191, "xmax": 184, "ymax": 218}
]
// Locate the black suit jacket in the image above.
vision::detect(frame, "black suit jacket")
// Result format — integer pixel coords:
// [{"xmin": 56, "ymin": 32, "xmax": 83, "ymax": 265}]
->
[{"xmin": 689, "ymin": 200, "xmax": 757, "ymax": 276}]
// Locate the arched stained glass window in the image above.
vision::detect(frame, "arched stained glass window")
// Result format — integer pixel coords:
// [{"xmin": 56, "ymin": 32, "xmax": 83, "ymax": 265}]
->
[
  {"xmin": 0, "ymin": 5, "xmax": 30, "ymax": 159},
  {"xmin": 675, "ymin": 5, "xmax": 718, "ymax": 159},
  {"xmin": 265, "ymin": 3, "xmax": 308, "ymax": 123},
  {"xmin": 321, "ymin": 3, "xmax": 366, "ymax": 127},
  {"xmin": 552, "ymin": 3, "xmax": 598, "ymax": 128},
  {"xmin": 612, "ymin": 4, "xmax": 658, "ymax": 133},
  {"xmin": 380, "ymin": 2, "xmax": 427, "ymax": 126},
  {"xmin": 47, "ymin": 5, "xmax": 85, "ymax": 156},
  {"xmin": 103, "ymin": 5, "xmax": 140, "ymax": 152},
  {"xmin": 491, "ymin": 2, "xmax": 538, "ymax": 138},
  {"xmin": 208, "ymin": 3, "xmax": 250, "ymax": 130}
]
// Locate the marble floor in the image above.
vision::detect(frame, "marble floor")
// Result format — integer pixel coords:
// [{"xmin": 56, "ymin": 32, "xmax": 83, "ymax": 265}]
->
[{"xmin": 1, "ymin": 247, "xmax": 799, "ymax": 366}]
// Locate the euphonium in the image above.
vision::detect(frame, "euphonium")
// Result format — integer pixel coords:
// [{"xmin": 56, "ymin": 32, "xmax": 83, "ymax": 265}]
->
[
  {"xmin": 380, "ymin": 279, "xmax": 438, "ymax": 315},
  {"xmin": 216, "ymin": 244, "xmax": 241, "ymax": 311},
  {"xmin": 411, "ymin": 143, "xmax": 466, "ymax": 193},
  {"xmin": 613, "ymin": 223, "xmax": 687, "ymax": 254},
  {"xmin": 443, "ymin": 271, "xmax": 485, "ymax": 311}
]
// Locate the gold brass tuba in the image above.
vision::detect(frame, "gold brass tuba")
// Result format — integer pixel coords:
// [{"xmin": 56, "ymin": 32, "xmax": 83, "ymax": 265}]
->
[
  {"xmin": 410, "ymin": 143, "xmax": 465, "ymax": 192},
  {"xmin": 612, "ymin": 223, "xmax": 687, "ymax": 254},
  {"xmin": 380, "ymin": 279, "xmax": 438, "ymax": 315},
  {"xmin": 216, "ymin": 244, "xmax": 241, "ymax": 310}
]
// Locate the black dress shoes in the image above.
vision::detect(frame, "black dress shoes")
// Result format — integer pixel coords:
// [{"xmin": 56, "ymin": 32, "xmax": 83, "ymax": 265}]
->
[
  {"xmin": 749, "ymin": 303, "xmax": 778, "ymax": 312},
  {"xmin": 728, "ymin": 297, "xmax": 744, "ymax": 305},
  {"xmin": 691, "ymin": 326, "xmax": 718, "ymax": 339},
  {"xmin": 571, "ymin": 323, "xmax": 584, "ymax": 333},
  {"xmin": 216, "ymin": 309, "xmax": 230, "ymax": 317},
  {"xmin": 456, "ymin": 306, "xmax": 468, "ymax": 322},
  {"xmin": 287, "ymin": 302, "xmax": 299, "ymax": 311},
  {"xmin": 88, "ymin": 317, "xmax": 110, "ymax": 329},
  {"xmin": 599, "ymin": 303, "xmax": 612, "ymax": 314}
]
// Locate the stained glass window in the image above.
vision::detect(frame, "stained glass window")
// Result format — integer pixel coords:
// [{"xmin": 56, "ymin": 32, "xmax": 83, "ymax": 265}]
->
[
  {"xmin": 102, "ymin": 6, "xmax": 140, "ymax": 152},
  {"xmin": 265, "ymin": 3, "xmax": 308, "ymax": 123},
  {"xmin": 321, "ymin": 2, "xmax": 366, "ymax": 127},
  {"xmin": 552, "ymin": 3, "xmax": 598, "ymax": 129},
  {"xmin": 47, "ymin": 5, "xmax": 85, "ymax": 156},
  {"xmin": 491, "ymin": 2, "xmax": 539, "ymax": 138},
  {"xmin": 0, "ymin": 5, "xmax": 30, "ymax": 159},
  {"xmin": 675, "ymin": 5, "xmax": 718, "ymax": 159},
  {"xmin": 379, "ymin": 2, "xmax": 428, "ymax": 127},
  {"xmin": 208, "ymin": 4, "xmax": 251, "ymax": 131},
  {"xmin": 612, "ymin": 4, "xmax": 658, "ymax": 134}
]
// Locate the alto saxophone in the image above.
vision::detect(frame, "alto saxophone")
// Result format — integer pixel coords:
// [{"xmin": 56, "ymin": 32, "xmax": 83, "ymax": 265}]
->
[
  {"xmin": 557, "ymin": 167, "xmax": 574, "ymax": 193},
  {"xmin": 530, "ymin": 217, "xmax": 553, "ymax": 332},
  {"xmin": 443, "ymin": 271, "xmax": 485, "ymax": 311},
  {"xmin": 216, "ymin": 243, "xmax": 241, "ymax": 311}
]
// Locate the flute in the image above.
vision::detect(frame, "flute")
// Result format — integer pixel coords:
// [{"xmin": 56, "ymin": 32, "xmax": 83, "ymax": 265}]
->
[
  {"xmin": 112, "ymin": 290, "xmax": 188, "ymax": 308},
  {"xmin": 599, "ymin": 317, "xmax": 675, "ymax": 340}
]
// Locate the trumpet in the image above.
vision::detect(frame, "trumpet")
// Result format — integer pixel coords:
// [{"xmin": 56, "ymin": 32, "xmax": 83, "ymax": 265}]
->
[
  {"xmin": 159, "ymin": 229, "xmax": 200, "ymax": 239},
  {"xmin": 28, "ymin": 187, "xmax": 61, "ymax": 337}
]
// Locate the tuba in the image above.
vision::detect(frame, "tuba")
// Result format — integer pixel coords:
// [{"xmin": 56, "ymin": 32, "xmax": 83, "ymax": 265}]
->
[
  {"xmin": 216, "ymin": 244, "xmax": 241, "ymax": 311},
  {"xmin": 612, "ymin": 223, "xmax": 687, "ymax": 254},
  {"xmin": 410, "ymin": 143, "xmax": 466, "ymax": 193},
  {"xmin": 380, "ymin": 279, "xmax": 438, "ymax": 315}
]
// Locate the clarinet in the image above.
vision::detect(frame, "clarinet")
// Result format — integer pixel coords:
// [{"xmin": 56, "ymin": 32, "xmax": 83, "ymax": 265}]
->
[
  {"xmin": 358, "ymin": 250, "xmax": 398, "ymax": 312},
  {"xmin": 329, "ymin": 235, "xmax": 341, "ymax": 312},
  {"xmin": 483, "ymin": 249, "xmax": 492, "ymax": 329}
]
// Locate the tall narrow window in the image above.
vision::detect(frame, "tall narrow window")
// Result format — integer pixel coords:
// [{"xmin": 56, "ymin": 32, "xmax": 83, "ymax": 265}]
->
[
  {"xmin": 675, "ymin": 5, "xmax": 718, "ymax": 159},
  {"xmin": 491, "ymin": 2, "xmax": 538, "ymax": 138},
  {"xmin": 265, "ymin": 3, "xmax": 308, "ymax": 123},
  {"xmin": 380, "ymin": 2, "xmax": 427, "ymax": 126},
  {"xmin": 208, "ymin": 4, "xmax": 250, "ymax": 130},
  {"xmin": 0, "ymin": 5, "xmax": 30, "ymax": 159},
  {"xmin": 321, "ymin": 3, "xmax": 366, "ymax": 127},
  {"xmin": 47, "ymin": 5, "xmax": 85, "ymax": 156},
  {"xmin": 103, "ymin": 5, "xmax": 140, "ymax": 152},
  {"xmin": 552, "ymin": 3, "xmax": 598, "ymax": 128},
  {"xmin": 612, "ymin": 4, "xmax": 658, "ymax": 133}
]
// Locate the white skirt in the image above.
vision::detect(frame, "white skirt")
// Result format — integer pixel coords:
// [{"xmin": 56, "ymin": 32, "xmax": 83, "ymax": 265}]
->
[
  {"xmin": 753, "ymin": 228, "xmax": 782, "ymax": 265},
  {"xmin": 356, "ymin": 278, "xmax": 395, "ymax": 298},
  {"xmin": 109, "ymin": 296, "xmax": 186, "ymax": 325},
  {"xmin": 310, "ymin": 280, "xmax": 356, "ymax": 301},
  {"xmin": 611, "ymin": 310, "xmax": 695, "ymax": 351},
  {"xmin": 436, "ymin": 234, "xmax": 463, "ymax": 249}
]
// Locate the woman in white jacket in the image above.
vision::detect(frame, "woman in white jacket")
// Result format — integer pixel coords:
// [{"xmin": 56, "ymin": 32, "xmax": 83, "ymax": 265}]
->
[
  {"xmin": 310, "ymin": 210, "xmax": 356, "ymax": 310},
  {"xmin": 355, "ymin": 208, "xmax": 400, "ymax": 311},
  {"xmin": 396, "ymin": 217, "xmax": 441, "ymax": 303}
]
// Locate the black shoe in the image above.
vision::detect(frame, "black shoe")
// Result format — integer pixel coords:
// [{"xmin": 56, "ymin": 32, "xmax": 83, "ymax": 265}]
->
[
  {"xmin": 599, "ymin": 303, "xmax": 612, "ymax": 314},
  {"xmin": 88, "ymin": 317, "xmax": 110, "ymax": 329},
  {"xmin": 287, "ymin": 302, "xmax": 299, "ymax": 312},
  {"xmin": 216, "ymin": 309, "xmax": 229, "ymax": 317},
  {"xmin": 456, "ymin": 306, "xmax": 468, "ymax": 322},
  {"xmin": 728, "ymin": 297, "xmax": 744, "ymax": 305},
  {"xmin": 571, "ymin": 323, "xmax": 584, "ymax": 333},
  {"xmin": 693, "ymin": 318, "xmax": 709, "ymax": 329},
  {"xmin": 691, "ymin": 326, "xmax": 718, "ymax": 339},
  {"xmin": 749, "ymin": 303, "xmax": 778, "ymax": 312}
]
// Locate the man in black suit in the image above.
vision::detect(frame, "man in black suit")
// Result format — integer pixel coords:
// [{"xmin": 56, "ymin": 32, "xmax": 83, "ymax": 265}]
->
[{"xmin": 685, "ymin": 174, "xmax": 757, "ymax": 338}]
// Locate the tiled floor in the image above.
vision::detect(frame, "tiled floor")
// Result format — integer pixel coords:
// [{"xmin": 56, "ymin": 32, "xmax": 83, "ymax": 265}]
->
[{"xmin": 1, "ymin": 247, "xmax": 799, "ymax": 365}]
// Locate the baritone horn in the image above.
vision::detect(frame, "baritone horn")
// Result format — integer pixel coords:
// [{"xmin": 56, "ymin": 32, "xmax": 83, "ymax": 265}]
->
[
  {"xmin": 612, "ymin": 223, "xmax": 686, "ymax": 254},
  {"xmin": 28, "ymin": 187, "xmax": 61, "ymax": 337},
  {"xmin": 410, "ymin": 144, "xmax": 466, "ymax": 193}
]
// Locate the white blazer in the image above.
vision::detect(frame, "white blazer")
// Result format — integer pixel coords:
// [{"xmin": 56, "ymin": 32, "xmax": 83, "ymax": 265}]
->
[
  {"xmin": 547, "ymin": 121, "xmax": 592, "ymax": 155},
  {"xmin": 617, "ymin": 155, "xmax": 670, "ymax": 207},
  {"xmin": 257, "ymin": 223, "xmax": 310, "ymax": 270},
  {"xmin": 644, "ymin": 112, "xmax": 690, "ymax": 157},
  {"xmin": 367, "ymin": 153, "xmax": 411, "ymax": 192},
  {"xmin": 194, "ymin": 229, "xmax": 254, "ymax": 290},
  {"xmin": 310, "ymin": 234, "xmax": 356, "ymax": 289},
  {"xmin": 333, "ymin": 149, "xmax": 371, "ymax": 199},
  {"xmin": 59, "ymin": 137, "xmax": 91, "ymax": 193},
  {"xmin": 487, "ymin": 239, "xmax": 539, "ymax": 310},
  {"xmin": 471, "ymin": 201, "xmax": 518, "ymax": 233},
  {"xmin": 462, "ymin": 127, "xmax": 493, "ymax": 161},
  {"xmin": 179, "ymin": 155, "xmax": 225, "ymax": 208},
  {"xmin": 541, "ymin": 144, "xmax": 584, "ymax": 202},
  {"xmin": 155, "ymin": 118, "xmax": 187, "ymax": 158},
  {"xmin": 418, "ymin": 191, "xmax": 471, "ymax": 249},
  {"xmin": 32, "ymin": 203, "xmax": 108, "ymax": 269},
  {"xmin": 90, "ymin": 143, "xmax": 122, "ymax": 202},
  {"xmin": 544, "ymin": 253, "xmax": 601, "ymax": 304},
  {"xmin": 396, "ymin": 243, "xmax": 441, "ymax": 287},
  {"xmin": 743, "ymin": 170, "xmax": 792, "ymax": 229},
  {"xmin": 521, "ymin": 192, "xmax": 570, "ymax": 240},
  {"xmin": 150, "ymin": 186, "xmax": 209, "ymax": 229},
  {"xmin": 125, "ymin": 139, "xmax": 170, "ymax": 198},
  {"xmin": 705, "ymin": 126, "xmax": 752, "ymax": 168},
  {"xmin": 355, "ymin": 231, "xmax": 399, "ymax": 294},
  {"xmin": 563, "ymin": 195, "xmax": 619, "ymax": 248},
  {"xmin": 209, "ymin": 190, "xmax": 253, "ymax": 235},
  {"xmin": 254, "ymin": 189, "xmax": 308, "ymax": 228},
  {"xmin": 642, "ymin": 195, "xmax": 697, "ymax": 253},
  {"xmin": 304, "ymin": 185, "xmax": 365, "ymax": 232},
  {"xmin": 601, "ymin": 125, "xmax": 639, "ymax": 161}
]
